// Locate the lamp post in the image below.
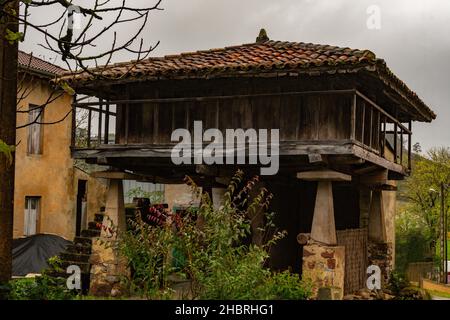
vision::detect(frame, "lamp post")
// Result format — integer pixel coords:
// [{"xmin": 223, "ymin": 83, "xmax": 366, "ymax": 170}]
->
[
  {"xmin": 441, "ymin": 183, "xmax": 449, "ymax": 284},
  {"xmin": 430, "ymin": 185, "xmax": 448, "ymax": 284}
]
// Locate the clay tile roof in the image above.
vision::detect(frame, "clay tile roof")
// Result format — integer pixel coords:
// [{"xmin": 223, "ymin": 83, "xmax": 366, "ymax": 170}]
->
[
  {"xmin": 63, "ymin": 40, "xmax": 380, "ymax": 82},
  {"xmin": 18, "ymin": 51, "xmax": 66, "ymax": 77},
  {"xmin": 61, "ymin": 37, "xmax": 435, "ymax": 121}
]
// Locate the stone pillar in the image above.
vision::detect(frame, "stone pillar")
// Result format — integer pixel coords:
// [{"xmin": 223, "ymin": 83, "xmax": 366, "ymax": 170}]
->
[
  {"xmin": 311, "ymin": 181, "xmax": 337, "ymax": 245},
  {"xmin": 367, "ymin": 189, "xmax": 392, "ymax": 288},
  {"xmin": 212, "ymin": 187, "xmax": 226, "ymax": 210},
  {"xmin": 297, "ymin": 170, "xmax": 350, "ymax": 300},
  {"xmin": 89, "ymin": 179, "xmax": 128, "ymax": 296},
  {"xmin": 368, "ymin": 190, "xmax": 387, "ymax": 243}
]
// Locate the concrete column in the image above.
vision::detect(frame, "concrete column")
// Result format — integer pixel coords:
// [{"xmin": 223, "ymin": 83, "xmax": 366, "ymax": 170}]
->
[{"xmin": 89, "ymin": 179, "xmax": 128, "ymax": 297}]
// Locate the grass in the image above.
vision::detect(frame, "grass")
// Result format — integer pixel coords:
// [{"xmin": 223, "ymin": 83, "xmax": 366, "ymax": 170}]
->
[{"xmin": 426, "ymin": 289, "xmax": 450, "ymax": 299}]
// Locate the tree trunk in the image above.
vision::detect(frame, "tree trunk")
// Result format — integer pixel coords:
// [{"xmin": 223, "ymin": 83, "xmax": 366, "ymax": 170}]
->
[{"xmin": 0, "ymin": 1, "xmax": 19, "ymax": 283}]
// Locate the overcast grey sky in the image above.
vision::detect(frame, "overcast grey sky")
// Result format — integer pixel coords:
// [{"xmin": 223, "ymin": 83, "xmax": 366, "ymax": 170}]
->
[{"xmin": 20, "ymin": 0, "xmax": 450, "ymax": 152}]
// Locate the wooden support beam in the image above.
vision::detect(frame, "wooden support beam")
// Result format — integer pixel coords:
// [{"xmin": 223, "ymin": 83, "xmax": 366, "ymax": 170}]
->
[
  {"xmin": 98, "ymin": 99, "xmax": 103, "ymax": 145},
  {"xmin": 104, "ymin": 102, "xmax": 110, "ymax": 145},
  {"xmin": 195, "ymin": 164, "xmax": 219, "ymax": 176},
  {"xmin": 350, "ymin": 94, "xmax": 356, "ymax": 140},
  {"xmin": 91, "ymin": 170, "xmax": 140, "ymax": 180},
  {"xmin": 87, "ymin": 109, "xmax": 92, "ymax": 148},
  {"xmin": 297, "ymin": 169, "xmax": 352, "ymax": 182},
  {"xmin": 359, "ymin": 169, "xmax": 388, "ymax": 187},
  {"xmin": 354, "ymin": 164, "xmax": 379, "ymax": 175}
]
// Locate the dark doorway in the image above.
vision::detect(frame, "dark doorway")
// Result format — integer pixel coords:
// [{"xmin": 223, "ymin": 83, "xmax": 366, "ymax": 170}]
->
[{"xmin": 76, "ymin": 180, "xmax": 87, "ymax": 236}]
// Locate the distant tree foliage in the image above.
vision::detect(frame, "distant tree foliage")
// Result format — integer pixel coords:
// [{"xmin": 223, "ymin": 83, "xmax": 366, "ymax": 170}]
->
[{"xmin": 397, "ymin": 147, "xmax": 450, "ymax": 270}]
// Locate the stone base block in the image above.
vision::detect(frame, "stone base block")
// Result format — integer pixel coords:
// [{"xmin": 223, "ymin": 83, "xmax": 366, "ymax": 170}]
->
[
  {"xmin": 302, "ymin": 243, "xmax": 345, "ymax": 300},
  {"xmin": 89, "ymin": 238, "xmax": 129, "ymax": 297}
]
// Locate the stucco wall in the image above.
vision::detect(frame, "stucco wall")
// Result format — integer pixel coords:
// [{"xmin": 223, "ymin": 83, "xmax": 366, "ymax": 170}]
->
[
  {"xmin": 164, "ymin": 184, "xmax": 201, "ymax": 211},
  {"xmin": 73, "ymin": 168, "xmax": 108, "ymax": 228},
  {"xmin": 13, "ymin": 75, "xmax": 106, "ymax": 240}
]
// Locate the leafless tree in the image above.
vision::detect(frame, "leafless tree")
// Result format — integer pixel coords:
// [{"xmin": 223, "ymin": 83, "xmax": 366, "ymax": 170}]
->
[{"xmin": 0, "ymin": 0, "xmax": 162, "ymax": 283}]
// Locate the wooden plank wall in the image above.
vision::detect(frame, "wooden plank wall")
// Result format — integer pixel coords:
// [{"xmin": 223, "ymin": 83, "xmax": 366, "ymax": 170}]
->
[{"xmin": 116, "ymin": 94, "xmax": 353, "ymax": 145}]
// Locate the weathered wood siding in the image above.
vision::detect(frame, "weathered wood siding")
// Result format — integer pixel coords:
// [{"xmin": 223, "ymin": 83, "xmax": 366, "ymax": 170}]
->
[{"xmin": 116, "ymin": 94, "xmax": 353, "ymax": 145}]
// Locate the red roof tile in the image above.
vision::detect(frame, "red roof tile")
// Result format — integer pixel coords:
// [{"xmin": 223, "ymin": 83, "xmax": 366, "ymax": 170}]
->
[
  {"xmin": 18, "ymin": 51, "xmax": 66, "ymax": 77},
  {"xmin": 61, "ymin": 38, "xmax": 435, "ymax": 121},
  {"xmin": 63, "ymin": 40, "xmax": 379, "ymax": 82}
]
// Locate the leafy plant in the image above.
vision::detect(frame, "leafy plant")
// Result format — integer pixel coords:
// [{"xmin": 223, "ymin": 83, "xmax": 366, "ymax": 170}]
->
[
  {"xmin": 126, "ymin": 187, "xmax": 164, "ymax": 204},
  {"xmin": 47, "ymin": 256, "xmax": 64, "ymax": 273},
  {"xmin": 117, "ymin": 170, "xmax": 313, "ymax": 300},
  {"xmin": 0, "ymin": 139, "xmax": 14, "ymax": 165},
  {"xmin": 7, "ymin": 274, "xmax": 77, "ymax": 300},
  {"xmin": 265, "ymin": 271, "xmax": 313, "ymax": 300},
  {"xmin": 388, "ymin": 271, "xmax": 410, "ymax": 296}
]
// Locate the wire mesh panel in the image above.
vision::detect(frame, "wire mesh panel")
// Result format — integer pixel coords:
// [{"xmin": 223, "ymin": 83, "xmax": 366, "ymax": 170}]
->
[{"xmin": 337, "ymin": 228, "xmax": 368, "ymax": 294}]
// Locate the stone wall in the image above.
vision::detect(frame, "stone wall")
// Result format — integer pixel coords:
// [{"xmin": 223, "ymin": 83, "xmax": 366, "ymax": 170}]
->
[
  {"xmin": 302, "ymin": 242, "xmax": 345, "ymax": 300},
  {"xmin": 368, "ymin": 242, "xmax": 393, "ymax": 288},
  {"xmin": 89, "ymin": 238, "xmax": 128, "ymax": 296}
]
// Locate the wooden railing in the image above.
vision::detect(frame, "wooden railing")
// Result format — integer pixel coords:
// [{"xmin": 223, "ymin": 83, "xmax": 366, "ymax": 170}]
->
[
  {"xmin": 352, "ymin": 91, "xmax": 412, "ymax": 171},
  {"xmin": 72, "ymin": 89, "xmax": 412, "ymax": 171},
  {"xmin": 71, "ymin": 95, "xmax": 117, "ymax": 149}
]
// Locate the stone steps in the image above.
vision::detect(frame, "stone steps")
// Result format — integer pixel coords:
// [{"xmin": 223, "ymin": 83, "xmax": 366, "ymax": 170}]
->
[
  {"xmin": 81, "ymin": 229, "xmax": 101, "ymax": 238},
  {"xmin": 65, "ymin": 243, "xmax": 92, "ymax": 255},
  {"xmin": 60, "ymin": 260, "xmax": 91, "ymax": 274},
  {"xmin": 60, "ymin": 252, "xmax": 91, "ymax": 264},
  {"xmin": 46, "ymin": 207, "xmax": 107, "ymax": 294},
  {"xmin": 94, "ymin": 212, "xmax": 105, "ymax": 223},
  {"xmin": 74, "ymin": 236, "xmax": 93, "ymax": 246},
  {"xmin": 88, "ymin": 221, "xmax": 100, "ymax": 230}
]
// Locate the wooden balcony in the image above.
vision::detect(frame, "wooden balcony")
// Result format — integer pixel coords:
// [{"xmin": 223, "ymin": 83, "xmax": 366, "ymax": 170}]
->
[{"xmin": 71, "ymin": 89, "xmax": 412, "ymax": 175}]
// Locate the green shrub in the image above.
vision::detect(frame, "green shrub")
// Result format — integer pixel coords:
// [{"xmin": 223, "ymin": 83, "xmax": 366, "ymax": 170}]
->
[
  {"xmin": 265, "ymin": 271, "xmax": 313, "ymax": 300},
  {"xmin": 8, "ymin": 274, "xmax": 77, "ymax": 300},
  {"xmin": 388, "ymin": 271, "xmax": 410, "ymax": 296},
  {"xmin": 125, "ymin": 187, "xmax": 164, "ymax": 204},
  {"xmin": 117, "ymin": 171, "xmax": 313, "ymax": 300}
]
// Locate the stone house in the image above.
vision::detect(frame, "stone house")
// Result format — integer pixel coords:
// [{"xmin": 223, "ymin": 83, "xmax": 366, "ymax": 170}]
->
[
  {"xmin": 13, "ymin": 51, "xmax": 107, "ymax": 240},
  {"xmin": 62, "ymin": 30, "xmax": 436, "ymax": 298}
]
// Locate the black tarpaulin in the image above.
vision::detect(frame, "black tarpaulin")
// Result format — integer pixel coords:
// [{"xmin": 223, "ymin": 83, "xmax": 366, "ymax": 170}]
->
[{"xmin": 12, "ymin": 234, "xmax": 71, "ymax": 276}]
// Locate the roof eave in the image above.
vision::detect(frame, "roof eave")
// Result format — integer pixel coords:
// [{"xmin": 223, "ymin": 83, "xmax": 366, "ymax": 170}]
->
[{"xmin": 18, "ymin": 65, "xmax": 60, "ymax": 79}]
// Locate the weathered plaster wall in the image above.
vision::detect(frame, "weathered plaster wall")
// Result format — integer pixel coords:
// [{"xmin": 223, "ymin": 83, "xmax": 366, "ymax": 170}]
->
[
  {"xmin": 164, "ymin": 184, "xmax": 201, "ymax": 211},
  {"xmin": 73, "ymin": 168, "xmax": 108, "ymax": 228},
  {"xmin": 13, "ymin": 75, "xmax": 106, "ymax": 240},
  {"xmin": 14, "ymin": 76, "xmax": 74, "ymax": 239}
]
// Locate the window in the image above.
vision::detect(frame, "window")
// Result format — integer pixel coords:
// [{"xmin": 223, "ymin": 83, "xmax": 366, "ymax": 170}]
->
[
  {"xmin": 27, "ymin": 105, "xmax": 44, "ymax": 154},
  {"xmin": 24, "ymin": 197, "xmax": 40, "ymax": 236}
]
